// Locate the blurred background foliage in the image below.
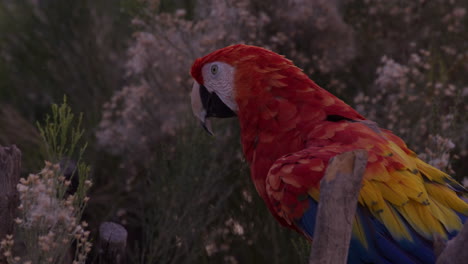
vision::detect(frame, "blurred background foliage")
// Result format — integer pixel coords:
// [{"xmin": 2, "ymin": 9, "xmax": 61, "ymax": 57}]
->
[{"xmin": 0, "ymin": 0, "xmax": 467, "ymax": 263}]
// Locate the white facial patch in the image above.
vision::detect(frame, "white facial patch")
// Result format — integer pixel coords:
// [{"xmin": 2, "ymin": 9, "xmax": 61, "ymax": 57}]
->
[{"xmin": 202, "ymin": 61, "xmax": 238, "ymax": 112}]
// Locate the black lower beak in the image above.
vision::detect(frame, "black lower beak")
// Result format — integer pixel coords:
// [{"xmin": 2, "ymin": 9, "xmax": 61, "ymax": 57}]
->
[{"xmin": 199, "ymin": 85, "xmax": 236, "ymax": 118}]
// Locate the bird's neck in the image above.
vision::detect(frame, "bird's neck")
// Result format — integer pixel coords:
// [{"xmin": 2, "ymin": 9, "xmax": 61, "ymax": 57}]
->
[
  {"xmin": 237, "ymin": 95, "xmax": 310, "ymax": 199},
  {"xmin": 236, "ymin": 82, "xmax": 361, "ymax": 164},
  {"xmin": 234, "ymin": 66, "xmax": 364, "ymax": 198}
]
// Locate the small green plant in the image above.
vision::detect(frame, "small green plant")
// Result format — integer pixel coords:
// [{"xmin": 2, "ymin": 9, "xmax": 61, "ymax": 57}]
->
[
  {"xmin": 292, "ymin": 236, "xmax": 311, "ymax": 263},
  {"xmin": 37, "ymin": 96, "xmax": 87, "ymax": 164},
  {"xmin": 1, "ymin": 98, "xmax": 92, "ymax": 264}
]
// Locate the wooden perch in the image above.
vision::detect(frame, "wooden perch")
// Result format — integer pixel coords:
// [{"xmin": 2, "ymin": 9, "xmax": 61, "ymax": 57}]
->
[
  {"xmin": 436, "ymin": 220, "xmax": 468, "ymax": 264},
  {"xmin": 308, "ymin": 150, "xmax": 368, "ymax": 264},
  {"xmin": 99, "ymin": 222, "xmax": 128, "ymax": 264},
  {"xmin": 0, "ymin": 146, "xmax": 21, "ymax": 239},
  {"xmin": 0, "ymin": 145, "xmax": 21, "ymax": 263}
]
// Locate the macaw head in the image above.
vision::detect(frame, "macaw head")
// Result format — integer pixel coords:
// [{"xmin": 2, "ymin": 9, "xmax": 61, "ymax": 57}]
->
[
  {"xmin": 189, "ymin": 47, "xmax": 238, "ymax": 135},
  {"xmin": 190, "ymin": 44, "xmax": 294, "ymax": 135}
]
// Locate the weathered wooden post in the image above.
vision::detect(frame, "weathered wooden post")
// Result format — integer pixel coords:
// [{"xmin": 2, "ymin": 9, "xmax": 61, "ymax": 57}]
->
[
  {"xmin": 0, "ymin": 145, "xmax": 21, "ymax": 263},
  {"xmin": 308, "ymin": 150, "xmax": 368, "ymax": 264},
  {"xmin": 436, "ymin": 221, "xmax": 468, "ymax": 264},
  {"xmin": 99, "ymin": 222, "xmax": 128, "ymax": 264}
]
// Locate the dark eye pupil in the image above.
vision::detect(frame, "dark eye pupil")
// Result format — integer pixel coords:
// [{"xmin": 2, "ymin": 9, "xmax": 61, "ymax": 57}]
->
[{"xmin": 211, "ymin": 65, "xmax": 218, "ymax": 74}]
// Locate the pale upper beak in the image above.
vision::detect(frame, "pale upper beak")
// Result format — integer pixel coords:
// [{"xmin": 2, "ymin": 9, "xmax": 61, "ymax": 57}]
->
[
  {"xmin": 191, "ymin": 82, "xmax": 214, "ymax": 135},
  {"xmin": 190, "ymin": 82, "xmax": 236, "ymax": 136}
]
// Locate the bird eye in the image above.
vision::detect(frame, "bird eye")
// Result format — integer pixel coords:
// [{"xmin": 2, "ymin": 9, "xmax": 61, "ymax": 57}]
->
[{"xmin": 210, "ymin": 64, "xmax": 219, "ymax": 75}]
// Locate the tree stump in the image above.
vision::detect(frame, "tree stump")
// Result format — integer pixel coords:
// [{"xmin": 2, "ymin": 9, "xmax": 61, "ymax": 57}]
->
[
  {"xmin": 0, "ymin": 145, "xmax": 21, "ymax": 263},
  {"xmin": 99, "ymin": 222, "xmax": 128, "ymax": 264},
  {"xmin": 308, "ymin": 150, "xmax": 368, "ymax": 264}
]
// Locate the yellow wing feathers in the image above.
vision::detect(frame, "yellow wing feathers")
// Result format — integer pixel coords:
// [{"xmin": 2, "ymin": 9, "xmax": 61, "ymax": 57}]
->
[
  {"xmin": 359, "ymin": 143, "xmax": 468, "ymax": 241},
  {"xmin": 424, "ymin": 183, "xmax": 468, "ymax": 215}
]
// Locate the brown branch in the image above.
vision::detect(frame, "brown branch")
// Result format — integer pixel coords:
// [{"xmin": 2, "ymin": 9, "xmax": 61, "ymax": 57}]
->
[
  {"xmin": 99, "ymin": 222, "xmax": 128, "ymax": 264},
  {"xmin": 0, "ymin": 145, "xmax": 21, "ymax": 263},
  {"xmin": 308, "ymin": 150, "xmax": 368, "ymax": 264},
  {"xmin": 436, "ymin": 220, "xmax": 468, "ymax": 264}
]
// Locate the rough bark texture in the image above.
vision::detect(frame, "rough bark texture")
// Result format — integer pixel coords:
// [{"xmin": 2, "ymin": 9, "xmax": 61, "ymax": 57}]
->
[
  {"xmin": 99, "ymin": 222, "xmax": 128, "ymax": 264},
  {"xmin": 433, "ymin": 234, "xmax": 447, "ymax": 259},
  {"xmin": 436, "ymin": 221, "xmax": 468, "ymax": 264},
  {"xmin": 308, "ymin": 150, "xmax": 368, "ymax": 264},
  {"xmin": 0, "ymin": 145, "xmax": 21, "ymax": 263}
]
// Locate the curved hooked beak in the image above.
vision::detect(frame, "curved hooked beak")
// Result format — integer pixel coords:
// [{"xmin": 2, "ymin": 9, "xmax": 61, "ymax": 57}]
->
[{"xmin": 191, "ymin": 82, "xmax": 236, "ymax": 136}]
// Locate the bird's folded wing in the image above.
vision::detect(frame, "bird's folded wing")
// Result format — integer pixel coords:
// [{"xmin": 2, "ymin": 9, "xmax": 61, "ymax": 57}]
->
[{"xmin": 265, "ymin": 127, "xmax": 468, "ymax": 263}]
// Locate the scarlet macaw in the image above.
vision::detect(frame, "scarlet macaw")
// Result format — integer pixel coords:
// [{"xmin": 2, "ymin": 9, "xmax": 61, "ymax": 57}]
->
[{"xmin": 189, "ymin": 44, "xmax": 468, "ymax": 264}]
